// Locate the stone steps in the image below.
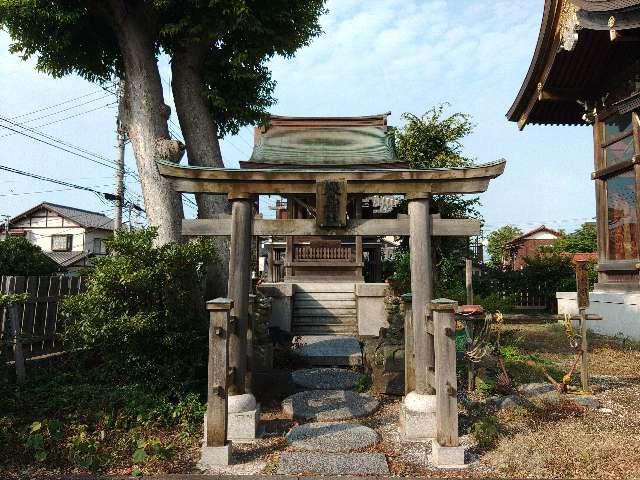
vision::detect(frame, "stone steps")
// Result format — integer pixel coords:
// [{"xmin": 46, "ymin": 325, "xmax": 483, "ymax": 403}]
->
[
  {"xmin": 292, "ymin": 283, "xmax": 358, "ymax": 334},
  {"xmin": 292, "ymin": 324, "xmax": 358, "ymax": 336},
  {"xmin": 277, "ymin": 365, "xmax": 388, "ymax": 476},
  {"xmin": 297, "ymin": 335, "xmax": 362, "ymax": 365},
  {"xmin": 277, "ymin": 452, "xmax": 389, "ymax": 475}
]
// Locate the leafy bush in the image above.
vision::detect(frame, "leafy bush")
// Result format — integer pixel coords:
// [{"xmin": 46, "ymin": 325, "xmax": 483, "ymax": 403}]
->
[
  {"xmin": 0, "ymin": 236, "xmax": 57, "ymax": 275},
  {"xmin": 472, "ymin": 415, "xmax": 500, "ymax": 449},
  {"xmin": 60, "ymin": 228, "xmax": 217, "ymax": 393},
  {"xmin": 474, "ymin": 292, "xmax": 516, "ymax": 314}
]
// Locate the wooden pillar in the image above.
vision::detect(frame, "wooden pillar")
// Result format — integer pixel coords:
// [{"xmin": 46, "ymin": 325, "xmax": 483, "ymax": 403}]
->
[
  {"xmin": 575, "ymin": 260, "xmax": 590, "ymax": 392},
  {"xmin": 407, "ymin": 193, "xmax": 434, "ymax": 394},
  {"xmin": 401, "ymin": 294, "xmax": 415, "ymax": 394},
  {"xmin": 285, "ymin": 236, "xmax": 293, "ymax": 279},
  {"xmin": 432, "ymin": 299, "xmax": 459, "ymax": 447},
  {"xmin": 227, "ymin": 194, "xmax": 252, "ymax": 395},
  {"xmin": 465, "ymin": 258, "xmax": 473, "ymax": 305},
  {"xmin": 9, "ymin": 304, "xmax": 25, "ymax": 385},
  {"xmin": 355, "ymin": 235, "xmax": 363, "ymax": 280},
  {"xmin": 205, "ymin": 298, "xmax": 232, "ymax": 447}
]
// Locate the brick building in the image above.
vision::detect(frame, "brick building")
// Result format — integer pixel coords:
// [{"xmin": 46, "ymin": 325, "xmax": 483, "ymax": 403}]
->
[{"xmin": 504, "ymin": 225, "xmax": 561, "ymax": 270}]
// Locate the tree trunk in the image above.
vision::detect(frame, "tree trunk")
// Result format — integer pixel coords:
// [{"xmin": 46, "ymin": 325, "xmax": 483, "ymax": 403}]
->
[
  {"xmin": 108, "ymin": 0, "xmax": 184, "ymax": 245},
  {"xmin": 172, "ymin": 44, "xmax": 231, "ymax": 297}
]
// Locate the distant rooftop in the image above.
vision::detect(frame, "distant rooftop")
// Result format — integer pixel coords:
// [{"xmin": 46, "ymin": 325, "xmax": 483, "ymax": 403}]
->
[
  {"xmin": 6, "ymin": 202, "xmax": 114, "ymax": 231},
  {"xmin": 243, "ymin": 114, "xmax": 404, "ymax": 168}
]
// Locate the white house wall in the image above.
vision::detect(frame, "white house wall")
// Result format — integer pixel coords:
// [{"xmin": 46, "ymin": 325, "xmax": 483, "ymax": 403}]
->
[{"xmin": 525, "ymin": 231, "xmax": 558, "ymax": 240}]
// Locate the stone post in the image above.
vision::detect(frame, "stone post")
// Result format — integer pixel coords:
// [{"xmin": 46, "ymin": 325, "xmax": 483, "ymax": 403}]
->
[{"xmin": 430, "ymin": 299, "xmax": 465, "ymax": 468}]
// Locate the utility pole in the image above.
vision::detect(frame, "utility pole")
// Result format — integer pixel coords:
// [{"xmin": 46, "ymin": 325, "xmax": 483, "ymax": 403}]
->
[
  {"xmin": 1, "ymin": 215, "xmax": 10, "ymax": 240},
  {"xmin": 114, "ymin": 80, "xmax": 126, "ymax": 231}
]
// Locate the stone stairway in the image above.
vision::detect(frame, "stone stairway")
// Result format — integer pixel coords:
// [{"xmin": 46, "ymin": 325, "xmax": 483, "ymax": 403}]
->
[
  {"xmin": 292, "ymin": 283, "xmax": 358, "ymax": 336},
  {"xmin": 276, "ymin": 337, "xmax": 389, "ymax": 476}
]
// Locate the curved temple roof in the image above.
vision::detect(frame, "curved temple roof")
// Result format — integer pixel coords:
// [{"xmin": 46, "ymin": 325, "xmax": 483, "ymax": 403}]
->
[
  {"xmin": 244, "ymin": 113, "xmax": 404, "ymax": 168},
  {"xmin": 507, "ymin": 0, "xmax": 640, "ymax": 129}
]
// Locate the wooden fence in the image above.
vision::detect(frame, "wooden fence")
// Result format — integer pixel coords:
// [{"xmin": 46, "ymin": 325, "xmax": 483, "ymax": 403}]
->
[{"xmin": 0, "ymin": 275, "xmax": 84, "ymax": 362}]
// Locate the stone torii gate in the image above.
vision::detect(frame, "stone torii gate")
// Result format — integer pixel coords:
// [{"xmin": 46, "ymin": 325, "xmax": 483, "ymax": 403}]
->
[{"xmin": 156, "ymin": 114, "xmax": 504, "ymax": 467}]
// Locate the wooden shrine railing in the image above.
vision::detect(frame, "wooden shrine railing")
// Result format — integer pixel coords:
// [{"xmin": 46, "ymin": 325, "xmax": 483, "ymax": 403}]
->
[{"xmin": 294, "ymin": 245, "xmax": 353, "ymax": 262}]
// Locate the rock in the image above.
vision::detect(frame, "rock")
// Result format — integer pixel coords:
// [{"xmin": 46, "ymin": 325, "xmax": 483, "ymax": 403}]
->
[
  {"xmin": 282, "ymin": 389, "xmax": 379, "ymax": 421},
  {"xmin": 517, "ymin": 382, "xmax": 556, "ymax": 398},
  {"xmin": 495, "ymin": 394, "xmax": 521, "ymax": 410},
  {"xmin": 299, "ymin": 336, "xmax": 362, "ymax": 366},
  {"xmin": 276, "ymin": 452, "xmax": 389, "ymax": 475},
  {"xmin": 286, "ymin": 422, "xmax": 378, "ymax": 452},
  {"xmin": 572, "ymin": 395, "xmax": 600, "ymax": 409},
  {"xmin": 598, "ymin": 407, "xmax": 613, "ymax": 414},
  {"xmin": 291, "ymin": 368, "xmax": 360, "ymax": 390}
]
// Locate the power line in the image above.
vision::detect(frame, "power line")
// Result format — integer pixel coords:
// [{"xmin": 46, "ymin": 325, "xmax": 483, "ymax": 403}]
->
[
  {"xmin": 9, "ymin": 86, "xmax": 115, "ymax": 120},
  {"xmin": 0, "ymin": 184, "xmax": 114, "ymax": 197},
  {"xmin": 0, "ymin": 115, "xmax": 123, "ymax": 169},
  {"xmin": 16, "ymin": 95, "xmax": 113, "ymax": 125},
  {"xmin": 0, "ymin": 163, "xmax": 111, "ymax": 194},
  {"xmin": 0, "ymin": 102, "xmax": 118, "ymax": 140},
  {"xmin": 0, "ymin": 122, "xmax": 120, "ymax": 171}
]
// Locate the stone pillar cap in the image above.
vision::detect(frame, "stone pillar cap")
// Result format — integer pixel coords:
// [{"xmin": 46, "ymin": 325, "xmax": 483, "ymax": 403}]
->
[
  {"xmin": 430, "ymin": 298, "xmax": 458, "ymax": 311},
  {"xmin": 206, "ymin": 298, "xmax": 234, "ymax": 310}
]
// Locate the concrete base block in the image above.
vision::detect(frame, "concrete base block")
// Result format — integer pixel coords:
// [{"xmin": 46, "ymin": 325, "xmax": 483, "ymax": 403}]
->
[
  {"xmin": 430, "ymin": 440, "xmax": 466, "ymax": 468},
  {"xmin": 228, "ymin": 408, "xmax": 260, "ymax": 443},
  {"xmin": 198, "ymin": 443, "xmax": 232, "ymax": 468},
  {"xmin": 399, "ymin": 391, "xmax": 436, "ymax": 441}
]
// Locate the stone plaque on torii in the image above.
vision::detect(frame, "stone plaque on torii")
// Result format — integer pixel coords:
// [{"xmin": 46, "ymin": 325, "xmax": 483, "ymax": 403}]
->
[{"xmin": 156, "ymin": 114, "xmax": 505, "ymax": 468}]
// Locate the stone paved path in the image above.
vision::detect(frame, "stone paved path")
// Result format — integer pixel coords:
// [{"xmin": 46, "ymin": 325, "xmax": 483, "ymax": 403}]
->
[
  {"xmin": 277, "ymin": 336, "xmax": 389, "ymax": 475},
  {"xmin": 298, "ymin": 335, "xmax": 363, "ymax": 366}
]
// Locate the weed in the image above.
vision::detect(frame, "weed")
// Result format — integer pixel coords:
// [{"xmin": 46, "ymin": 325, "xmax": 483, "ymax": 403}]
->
[
  {"xmin": 353, "ymin": 374, "xmax": 372, "ymax": 393},
  {"xmin": 472, "ymin": 415, "xmax": 500, "ymax": 450}
]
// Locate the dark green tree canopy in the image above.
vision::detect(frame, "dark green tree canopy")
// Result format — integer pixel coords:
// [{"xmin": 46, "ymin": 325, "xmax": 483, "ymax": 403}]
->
[
  {"xmin": 0, "ymin": 0, "xmax": 326, "ymax": 135},
  {"xmin": 394, "ymin": 104, "xmax": 475, "ymax": 169},
  {"xmin": 0, "ymin": 236, "xmax": 57, "ymax": 276}
]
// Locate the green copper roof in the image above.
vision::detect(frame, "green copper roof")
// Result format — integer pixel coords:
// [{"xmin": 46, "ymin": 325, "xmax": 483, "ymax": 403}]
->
[{"xmin": 246, "ymin": 115, "xmax": 401, "ymax": 167}]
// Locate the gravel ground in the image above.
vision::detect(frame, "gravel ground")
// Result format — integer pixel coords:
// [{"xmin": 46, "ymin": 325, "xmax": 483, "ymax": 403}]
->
[{"xmin": 192, "ymin": 325, "xmax": 640, "ymax": 477}]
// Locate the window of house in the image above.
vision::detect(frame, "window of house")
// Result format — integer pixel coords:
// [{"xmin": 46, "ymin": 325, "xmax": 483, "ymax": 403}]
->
[
  {"xmin": 51, "ymin": 234, "xmax": 73, "ymax": 252},
  {"xmin": 93, "ymin": 237, "xmax": 106, "ymax": 255},
  {"xmin": 596, "ymin": 111, "xmax": 640, "ymax": 262}
]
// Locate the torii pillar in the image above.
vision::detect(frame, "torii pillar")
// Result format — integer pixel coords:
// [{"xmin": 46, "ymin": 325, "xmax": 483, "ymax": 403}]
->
[
  {"xmin": 225, "ymin": 193, "xmax": 259, "ymax": 442},
  {"xmin": 400, "ymin": 193, "xmax": 437, "ymax": 440}
]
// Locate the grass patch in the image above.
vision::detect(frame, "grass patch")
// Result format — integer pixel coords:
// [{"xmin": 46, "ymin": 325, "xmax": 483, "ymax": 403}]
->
[{"xmin": 471, "ymin": 415, "xmax": 500, "ymax": 450}]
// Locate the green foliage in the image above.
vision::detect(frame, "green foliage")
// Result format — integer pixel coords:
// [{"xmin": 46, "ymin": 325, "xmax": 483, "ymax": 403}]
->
[
  {"xmin": 472, "ymin": 416, "xmax": 500, "ymax": 450},
  {"xmin": 475, "ymin": 253, "xmax": 577, "ymax": 311},
  {"xmin": 60, "ymin": 228, "xmax": 217, "ymax": 393},
  {"xmin": 353, "ymin": 374, "xmax": 372, "ymax": 393},
  {"xmin": 0, "ymin": 349, "xmax": 207, "ymax": 473},
  {"xmin": 474, "ymin": 292, "xmax": 516, "ymax": 314},
  {"xmin": 0, "ymin": 236, "xmax": 57, "ymax": 276},
  {"xmin": 385, "ymin": 105, "xmax": 483, "ymax": 295},
  {"xmin": 475, "ymin": 377, "xmax": 497, "ymax": 396},
  {"xmin": 486, "ymin": 225, "xmax": 522, "ymax": 268},
  {"xmin": 394, "ymin": 104, "xmax": 474, "ymax": 169},
  {"xmin": 546, "ymin": 222, "xmax": 597, "ymax": 254},
  {"xmin": 0, "ymin": 0, "xmax": 326, "ymax": 137},
  {"xmin": 0, "ymin": 293, "xmax": 29, "ymax": 308}
]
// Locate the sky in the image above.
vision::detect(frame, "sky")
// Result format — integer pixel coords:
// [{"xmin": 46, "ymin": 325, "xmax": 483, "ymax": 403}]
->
[{"xmin": 0, "ymin": 0, "xmax": 596, "ymax": 235}]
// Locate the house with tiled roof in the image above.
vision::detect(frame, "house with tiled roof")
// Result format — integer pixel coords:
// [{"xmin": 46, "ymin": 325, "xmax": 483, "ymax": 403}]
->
[
  {"xmin": 1, "ymin": 202, "xmax": 114, "ymax": 273},
  {"xmin": 504, "ymin": 225, "xmax": 562, "ymax": 270}
]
